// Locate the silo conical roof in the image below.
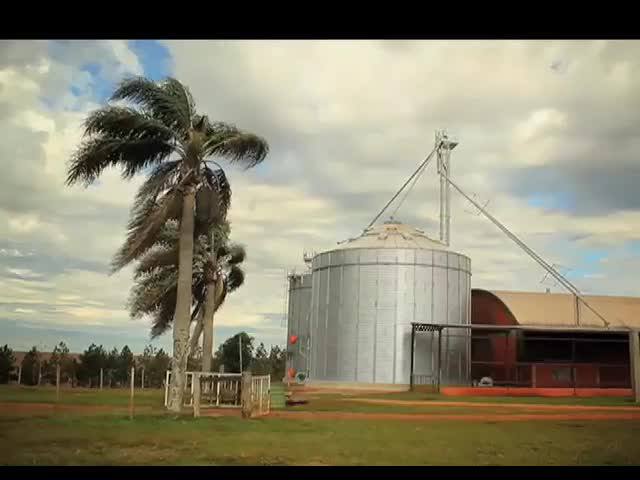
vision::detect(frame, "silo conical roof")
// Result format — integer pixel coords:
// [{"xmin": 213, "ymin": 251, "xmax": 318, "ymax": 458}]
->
[{"xmin": 337, "ymin": 220, "xmax": 446, "ymax": 250}]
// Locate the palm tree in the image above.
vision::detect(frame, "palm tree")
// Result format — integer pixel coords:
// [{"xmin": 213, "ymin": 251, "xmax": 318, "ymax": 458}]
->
[
  {"xmin": 129, "ymin": 220, "xmax": 246, "ymax": 370},
  {"xmin": 66, "ymin": 77, "xmax": 268, "ymax": 411},
  {"xmin": 199, "ymin": 231, "xmax": 246, "ymax": 372}
]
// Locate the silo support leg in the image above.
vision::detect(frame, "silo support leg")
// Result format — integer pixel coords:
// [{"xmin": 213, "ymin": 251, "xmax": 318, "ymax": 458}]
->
[
  {"xmin": 410, "ymin": 326, "xmax": 415, "ymax": 391},
  {"xmin": 630, "ymin": 330, "xmax": 640, "ymax": 403},
  {"xmin": 437, "ymin": 330, "xmax": 443, "ymax": 393}
]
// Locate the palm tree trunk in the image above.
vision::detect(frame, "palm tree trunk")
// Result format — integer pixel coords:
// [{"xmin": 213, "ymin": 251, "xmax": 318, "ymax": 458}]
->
[
  {"xmin": 189, "ymin": 308, "xmax": 205, "ymax": 355},
  {"xmin": 167, "ymin": 185, "xmax": 196, "ymax": 412},
  {"xmin": 201, "ymin": 279, "xmax": 218, "ymax": 372},
  {"xmin": 202, "ymin": 279, "xmax": 226, "ymax": 371}
]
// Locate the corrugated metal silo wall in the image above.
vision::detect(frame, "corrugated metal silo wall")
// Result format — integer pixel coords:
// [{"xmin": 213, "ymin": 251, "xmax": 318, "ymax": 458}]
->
[
  {"xmin": 286, "ymin": 274, "xmax": 312, "ymax": 374},
  {"xmin": 310, "ymin": 248, "xmax": 471, "ymax": 385}
]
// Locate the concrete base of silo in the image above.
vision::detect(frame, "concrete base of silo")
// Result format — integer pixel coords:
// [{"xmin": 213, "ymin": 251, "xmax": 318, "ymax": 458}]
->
[{"xmin": 303, "ymin": 380, "xmax": 409, "ymax": 393}]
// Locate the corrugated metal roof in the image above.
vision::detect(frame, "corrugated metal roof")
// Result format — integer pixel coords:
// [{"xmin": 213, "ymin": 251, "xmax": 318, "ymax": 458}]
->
[
  {"xmin": 487, "ymin": 289, "xmax": 640, "ymax": 329},
  {"xmin": 338, "ymin": 221, "xmax": 446, "ymax": 250}
]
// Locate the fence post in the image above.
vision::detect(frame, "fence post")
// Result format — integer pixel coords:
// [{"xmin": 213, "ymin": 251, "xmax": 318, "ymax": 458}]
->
[
  {"xmin": 164, "ymin": 370, "xmax": 170, "ymax": 407},
  {"xmin": 532, "ymin": 364, "xmax": 537, "ymax": 388},
  {"xmin": 630, "ymin": 330, "xmax": 640, "ymax": 403},
  {"xmin": 241, "ymin": 371, "xmax": 253, "ymax": 419},
  {"xmin": 129, "ymin": 366, "xmax": 135, "ymax": 420},
  {"xmin": 193, "ymin": 373, "xmax": 201, "ymax": 418},
  {"xmin": 56, "ymin": 365, "xmax": 61, "ymax": 402}
]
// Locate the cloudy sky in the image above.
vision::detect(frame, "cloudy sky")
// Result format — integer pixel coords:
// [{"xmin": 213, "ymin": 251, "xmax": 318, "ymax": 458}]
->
[{"xmin": 1, "ymin": 40, "xmax": 639, "ymax": 355}]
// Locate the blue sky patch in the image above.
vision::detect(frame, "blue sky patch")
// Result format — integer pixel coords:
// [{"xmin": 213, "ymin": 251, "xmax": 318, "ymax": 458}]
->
[
  {"xmin": 526, "ymin": 191, "xmax": 577, "ymax": 213},
  {"xmin": 128, "ymin": 40, "xmax": 172, "ymax": 81}
]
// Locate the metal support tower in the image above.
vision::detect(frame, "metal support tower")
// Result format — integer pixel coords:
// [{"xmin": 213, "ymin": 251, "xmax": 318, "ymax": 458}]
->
[{"xmin": 436, "ymin": 130, "xmax": 458, "ymax": 246}]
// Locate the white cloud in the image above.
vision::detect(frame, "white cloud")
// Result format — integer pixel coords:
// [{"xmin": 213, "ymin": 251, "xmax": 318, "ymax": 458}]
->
[
  {"xmin": 6, "ymin": 268, "xmax": 43, "ymax": 279},
  {"xmin": 14, "ymin": 308, "xmax": 36, "ymax": 314}
]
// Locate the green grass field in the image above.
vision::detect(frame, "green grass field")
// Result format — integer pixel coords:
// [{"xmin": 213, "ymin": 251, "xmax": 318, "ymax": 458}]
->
[
  {"xmin": 2, "ymin": 414, "xmax": 639, "ymax": 465},
  {"xmin": 1, "ymin": 385, "xmax": 639, "ymax": 465},
  {"xmin": 0, "ymin": 385, "xmax": 164, "ymax": 408}
]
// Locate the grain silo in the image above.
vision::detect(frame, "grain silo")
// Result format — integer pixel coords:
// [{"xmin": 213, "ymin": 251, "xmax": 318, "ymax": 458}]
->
[
  {"xmin": 308, "ymin": 220, "xmax": 472, "ymax": 386},
  {"xmin": 286, "ymin": 272, "xmax": 312, "ymax": 375}
]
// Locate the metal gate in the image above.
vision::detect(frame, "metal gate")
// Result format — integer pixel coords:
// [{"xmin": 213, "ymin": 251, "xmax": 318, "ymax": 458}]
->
[
  {"xmin": 164, "ymin": 371, "xmax": 242, "ymax": 408},
  {"xmin": 250, "ymin": 375, "xmax": 271, "ymax": 416}
]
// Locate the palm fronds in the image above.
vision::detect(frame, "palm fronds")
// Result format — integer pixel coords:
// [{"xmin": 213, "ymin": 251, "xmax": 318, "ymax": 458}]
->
[
  {"xmin": 111, "ymin": 77, "xmax": 194, "ymax": 134},
  {"xmin": 204, "ymin": 126, "xmax": 269, "ymax": 169},
  {"xmin": 111, "ymin": 188, "xmax": 182, "ymax": 272},
  {"xmin": 66, "ymin": 136, "xmax": 174, "ymax": 186}
]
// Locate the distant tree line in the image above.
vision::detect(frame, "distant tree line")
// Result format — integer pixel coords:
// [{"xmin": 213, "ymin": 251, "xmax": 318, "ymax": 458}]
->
[
  {"xmin": 0, "ymin": 332, "xmax": 286, "ymax": 388},
  {"xmin": 198, "ymin": 332, "xmax": 286, "ymax": 380}
]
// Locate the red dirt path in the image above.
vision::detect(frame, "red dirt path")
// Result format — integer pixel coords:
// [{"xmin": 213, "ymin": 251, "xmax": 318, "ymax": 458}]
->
[
  {"xmin": 266, "ymin": 410, "xmax": 640, "ymax": 422},
  {"xmin": 347, "ymin": 398, "xmax": 640, "ymax": 412}
]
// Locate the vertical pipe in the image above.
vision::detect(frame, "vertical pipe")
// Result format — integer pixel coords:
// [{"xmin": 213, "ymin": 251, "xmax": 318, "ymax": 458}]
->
[
  {"xmin": 409, "ymin": 325, "xmax": 416, "ymax": 390},
  {"xmin": 129, "ymin": 366, "xmax": 135, "ymax": 420},
  {"xmin": 571, "ymin": 338, "xmax": 577, "ymax": 392},
  {"xmin": 444, "ymin": 146, "xmax": 451, "ymax": 246},
  {"xmin": 438, "ymin": 151, "xmax": 445, "ymax": 243},
  {"xmin": 437, "ymin": 329, "xmax": 443, "ymax": 393}
]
